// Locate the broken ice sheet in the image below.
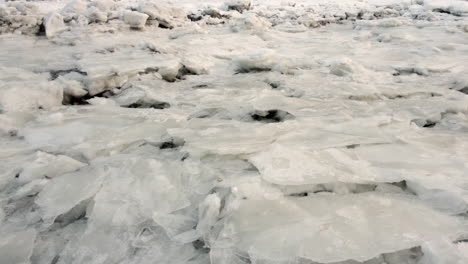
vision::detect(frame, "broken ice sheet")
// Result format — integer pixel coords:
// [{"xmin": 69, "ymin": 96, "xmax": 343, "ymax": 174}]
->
[
  {"xmin": 35, "ymin": 164, "xmax": 107, "ymax": 224},
  {"xmin": 250, "ymin": 143, "xmax": 375, "ymax": 185},
  {"xmin": 21, "ymin": 106, "xmax": 183, "ymax": 159},
  {"xmin": 168, "ymin": 119, "xmax": 290, "ymax": 156},
  {"xmin": 353, "ymin": 142, "xmax": 468, "ymax": 213},
  {"xmin": 1, "ymin": 0, "xmax": 468, "ymax": 263},
  {"xmin": 215, "ymin": 193, "xmax": 464, "ymax": 263},
  {"xmin": 250, "ymin": 135, "xmax": 468, "ymax": 214},
  {"xmin": 34, "ymin": 154, "xmax": 193, "ymax": 263},
  {"xmin": 0, "ymin": 229, "xmax": 37, "ymax": 264}
]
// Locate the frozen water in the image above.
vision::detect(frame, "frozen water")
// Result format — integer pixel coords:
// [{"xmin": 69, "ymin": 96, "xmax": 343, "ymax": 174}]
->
[
  {"xmin": 123, "ymin": 11, "xmax": 149, "ymax": 29},
  {"xmin": 44, "ymin": 12, "xmax": 66, "ymax": 38},
  {"xmin": 1, "ymin": 0, "xmax": 468, "ymax": 263},
  {"xmin": 215, "ymin": 193, "xmax": 463, "ymax": 263}
]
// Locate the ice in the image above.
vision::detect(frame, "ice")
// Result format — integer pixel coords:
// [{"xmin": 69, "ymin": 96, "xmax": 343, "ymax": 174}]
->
[
  {"xmin": 152, "ymin": 212, "xmax": 197, "ymax": 241},
  {"xmin": 85, "ymin": 6, "xmax": 107, "ymax": 23},
  {"xmin": 123, "ymin": 11, "xmax": 149, "ymax": 30},
  {"xmin": 0, "ymin": 2, "xmax": 41, "ymax": 35},
  {"xmin": 225, "ymin": 0, "xmax": 252, "ymax": 13},
  {"xmin": 0, "ymin": 78, "xmax": 63, "ymax": 112},
  {"xmin": 16, "ymin": 151, "xmax": 86, "ymax": 183},
  {"xmin": 0, "ymin": 229, "xmax": 37, "ymax": 264},
  {"xmin": 234, "ymin": 49, "xmax": 281, "ymax": 73},
  {"xmin": 61, "ymin": 0, "xmax": 87, "ymax": 17},
  {"xmin": 35, "ymin": 164, "xmax": 107, "ymax": 224},
  {"xmin": 138, "ymin": 2, "xmax": 186, "ymax": 29},
  {"xmin": 31, "ymin": 218, "xmax": 86, "ymax": 264},
  {"xmin": 196, "ymin": 193, "xmax": 221, "ymax": 236},
  {"xmin": 1, "ymin": 0, "xmax": 468, "ymax": 263},
  {"xmin": 231, "ymin": 13, "xmax": 271, "ymax": 32},
  {"xmin": 89, "ymin": 0, "xmax": 116, "ymax": 13},
  {"xmin": 249, "ymin": 143, "xmax": 375, "ymax": 185},
  {"xmin": 216, "ymin": 193, "xmax": 464, "ymax": 263},
  {"xmin": 44, "ymin": 12, "xmax": 66, "ymax": 38}
]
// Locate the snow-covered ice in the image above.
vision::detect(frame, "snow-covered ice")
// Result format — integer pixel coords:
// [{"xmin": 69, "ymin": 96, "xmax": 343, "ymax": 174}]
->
[{"xmin": 1, "ymin": 0, "xmax": 468, "ymax": 263}]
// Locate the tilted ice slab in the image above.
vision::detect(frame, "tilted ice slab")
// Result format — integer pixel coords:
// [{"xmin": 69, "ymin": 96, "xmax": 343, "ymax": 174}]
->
[
  {"xmin": 0, "ymin": 229, "xmax": 37, "ymax": 264},
  {"xmin": 216, "ymin": 193, "xmax": 464, "ymax": 263},
  {"xmin": 21, "ymin": 106, "xmax": 185, "ymax": 159},
  {"xmin": 250, "ymin": 129, "xmax": 468, "ymax": 214},
  {"xmin": 250, "ymin": 138, "xmax": 468, "ymax": 187}
]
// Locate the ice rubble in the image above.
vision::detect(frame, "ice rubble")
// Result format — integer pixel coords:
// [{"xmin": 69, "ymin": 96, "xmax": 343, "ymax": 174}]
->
[{"xmin": 1, "ymin": 0, "xmax": 468, "ymax": 263}]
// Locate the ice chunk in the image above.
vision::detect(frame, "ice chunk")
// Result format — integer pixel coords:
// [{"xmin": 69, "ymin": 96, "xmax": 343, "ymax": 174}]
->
[
  {"xmin": 86, "ymin": 6, "xmax": 108, "ymax": 23},
  {"xmin": 168, "ymin": 120, "xmax": 287, "ymax": 156},
  {"xmin": 22, "ymin": 107, "xmax": 173, "ymax": 159},
  {"xmin": 61, "ymin": 0, "xmax": 87, "ymax": 16},
  {"xmin": 58, "ymin": 78, "xmax": 88, "ymax": 100},
  {"xmin": 353, "ymin": 143, "xmax": 468, "ymax": 208},
  {"xmin": 35, "ymin": 165, "xmax": 107, "ymax": 224},
  {"xmin": 60, "ymin": 157, "xmax": 191, "ymax": 263},
  {"xmin": 86, "ymin": 97, "xmax": 118, "ymax": 106},
  {"xmin": 158, "ymin": 60, "xmax": 183, "ymax": 82},
  {"xmin": 0, "ymin": 81, "xmax": 63, "ymax": 112},
  {"xmin": 181, "ymin": 55, "xmax": 213, "ymax": 75},
  {"xmin": 123, "ymin": 11, "xmax": 149, "ymax": 30},
  {"xmin": 0, "ymin": 229, "xmax": 37, "ymax": 264},
  {"xmin": 217, "ymin": 193, "xmax": 463, "ymax": 263},
  {"xmin": 11, "ymin": 179, "xmax": 48, "ymax": 201},
  {"xmin": 196, "ymin": 193, "xmax": 221, "ymax": 236},
  {"xmin": 123, "ymin": 158, "xmax": 190, "ymax": 216},
  {"xmin": 226, "ymin": 0, "xmax": 252, "ymax": 13},
  {"xmin": 90, "ymin": 0, "xmax": 116, "ymax": 12},
  {"xmin": 249, "ymin": 143, "xmax": 373, "ymax": 185},
  {"xmin": 153, "ymin": 213, "xmax": 197, "ymax": 240},
  {"xmin": 44, "ymin": 12, "xmax": 66, "ymax": 38},
  {"xmin": 420, "ymin": 240, "xmax": 468, "ymax": 264},
  {"xmin": 138, "ymin": 2, "xmax": 186, "ymax": 29},
  {"xmin": 31, "ymin": 218, "xmax": 86, "ymax": 264},
  {"xmin": 0, "ymin": 2, "xmax": 41, "ymax": 35},
  {"xmin": 234, "ymin": 49, "xmax": 280, "ymax": 73},
  {"xmin": 231, "ymin": 13, "xmax": 271, "ymax": 32},
  {"xmin": 17, "ymin": 151, "xmax": 86, "ymax": 184},
  {"xmin": 327, "ymin": 58, "xmax": 370, "ymax": 79}
]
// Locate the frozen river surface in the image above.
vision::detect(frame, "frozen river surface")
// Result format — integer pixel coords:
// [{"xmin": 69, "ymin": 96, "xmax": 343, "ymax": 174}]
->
[{"xmin": 1, "ymin": 0, "xmax": 468, "ymax": 263}]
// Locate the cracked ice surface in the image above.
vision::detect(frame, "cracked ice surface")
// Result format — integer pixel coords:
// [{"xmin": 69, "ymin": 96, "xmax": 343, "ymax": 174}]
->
[{"xmin": 1, "ymin": 0, "xmax": 468, "ymax": 263}]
